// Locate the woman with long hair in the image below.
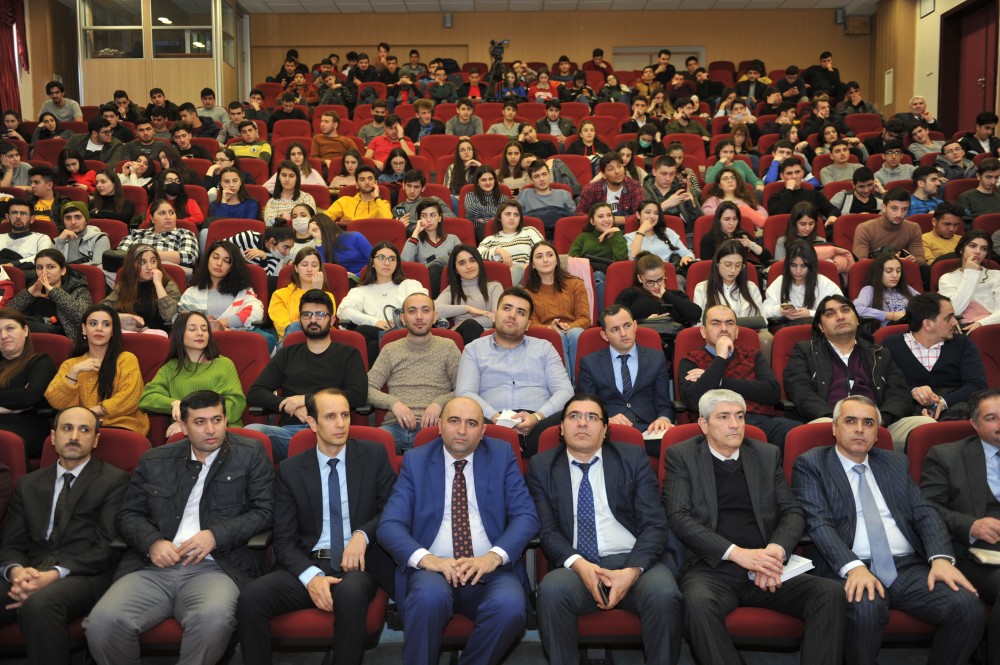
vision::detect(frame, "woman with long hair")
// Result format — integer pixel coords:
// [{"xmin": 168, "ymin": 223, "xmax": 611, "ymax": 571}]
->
[
  {"xmin": 309, "ymin": 212, "xmax": 371, "ymax": 278},
  {"xmin": 56, "ymin": 148, "xmax": 97, "ymax": 193},
  {"xmin": 209, "ymin": 167, "xmax": 260, "ymax": 220},
  {"xmin": 938, "ymin": 230, "xmax": 1000, "ymax": 331},
  {"xmin": 337, "ymin": 241, "xmax": 427, "ymax": 363},
  {"xmin": 101, "ymin": 244, "xmax": 180, "ymax": 335},
  {"xmin": 775, "ymin": 201, "xmax": 855, "ymax": 274},
  {"xmin": 616, "ymin": 142, "xmax": 648, "ymax": 182},
  {"xmin": 150, "ymin": 168, "xmax": 205, "ymax": 226},
  {"xmin": 203, "ymin": 148, "xmax": 256, "ymax": 202},
  {"xmin": 700, "ymin": 166, "xmax": 767, "ymax": 228},
  {"xmin": 328, "ymin": 149, "xmax": 362, "ymax": 198},
  {"xmin": 597, "ymin": 73, "xmax": 631, "ymax": 104},
  {"xmin": 139, "ymin": 311, "xmax": 246, "ymax": 437},
  {"xmin": 625, "ymin": 200, "xmax": 695, "ymax": 269},
  {"xmin": 525, "ymin": 240, "xmax": 591, "ymax": 381},
  {"xmin": 401, "ymin": 199, "xmax": 461, "ymax": 296},
  {"xmin": 178, "ymin": 240, "xmax": 271, "ymax": 347},
  {"xmin": 10, "ymin": 248, "xmax": 92, "ymax": 344},
  {"xmin": 566, "ymin": 119, "xmax": 611, "ymax": 158},
  {"xmin": 705, "ymin": 140, "xmax": 763, "ymax": 191},
  {"xmin": 700, "ymin": 201, "xmax": 769, "ymax": 265},
  {"xmin": 693, "ymin": 239, "xmax": 772, "ymax": 355},
  {"xmin": 436, "ymin": 245, "xmax": 503, "ymax": 345},
  {"xmin": 158, "ymin": 144, "xmax": 198, "ymax": 185},
  {"xmin": 528, "ymin": 69, "xmax": 558, "ymax": 102},
  {"xmin": 287, "ymin": 202, "xmax": 316, "ymax": 256},
  {"xmin": 853, "ymin": 252, "xmax": 919, "ymax": 326},
  {"xmin": 778, "ymin": 123, "xmax": 815, "ymax": 165},
  {"xmin": 264, "ymin": 160, "xmax": 317, "ymax": 227},
  {"xmin": 463, "ymin": 165, "xmax": 510, "ymax": 241},
  {"xmin": 44, "ymin": 303, "xmax": 149, "ymax": 434},
  {"xmin": 269, "ymin": 247, "xmax": 338, "ymax": 340},
  {"xmin": 568, "ymin": 202, "xmax": 628, "ymax": 306},
  {"xmin": 0, "ymin": 308, "xmax": 58, "ymax": 456},
  {"xmin": 614, "ymin": 251, "xmax": 701, "ymax": 325},
  {"xmin": 377, "ymin": 148, "xmax": 413, "ymax": 192},
  {"xmin": 30, "ymin": 112, "xmax": 72, "ymax": 147},
  {"xmin": 729, "ymin": 122, "xmax": 760, "ymax": 173},
  {"xmin": 119, "ymin": 153, "xmax": 157, "ymax": 199},
  {"xmin": 91, "ymin": 167, "xmax": 136, "ymax": 223},
  {"xmin": 3, "ymin": 109, "xmax": 26, "ymax": 143},
  {"xmin": 497, "ymin": 141, "xmax": 529, "ymax": 194},
  {"xmin": 477, "ymin": 200, "xmax": 544, "ymax": 285},
  {"xmin": 763, "ymin": 240, "xmax": 842, "ymax": 324},
  {"xmin": 263, "ymin": 141, "xmax": 325, "ymax": 188},
  {"xmin": 443, "ymin": 139, "xmax": 481, "ymax": 195}
]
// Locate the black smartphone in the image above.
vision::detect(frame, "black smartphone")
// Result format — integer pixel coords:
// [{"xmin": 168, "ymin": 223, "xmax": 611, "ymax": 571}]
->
[{"xmin": 597, "ymin": 581, "xmax": 610, "ymax": 606}]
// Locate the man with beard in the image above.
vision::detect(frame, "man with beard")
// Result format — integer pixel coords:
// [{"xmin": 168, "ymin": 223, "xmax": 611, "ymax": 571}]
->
[
  {"xmin": 0, "ymin": 199, "xmax": 52, "ymax": 270},
  {"xmin": 456, "ymin": 286, "xmax": 574, "ymax": 458},
  {"xmin": 247, "ymin": 290, "xmax": 367, "ymax": 461},
  {"xmin": 368, "ymin": 293, "xmax": 461, "ymax": 453},
  {"xmin": 325, "ymin": 165, "xmax": 392, "ymax": 222}
]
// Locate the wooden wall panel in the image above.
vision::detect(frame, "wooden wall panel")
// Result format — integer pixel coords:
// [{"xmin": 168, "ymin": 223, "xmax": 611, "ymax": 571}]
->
[
  {"xmin": 249, "ymin": 10, "xmax": 872, "ymax": 93},
  {"xmin": 873, "ymin": 0, "xmax": 916, "ymax": 116},
  {"xmin": 25, "ymin": 0, "xmax": 79, "ymax": 116}
]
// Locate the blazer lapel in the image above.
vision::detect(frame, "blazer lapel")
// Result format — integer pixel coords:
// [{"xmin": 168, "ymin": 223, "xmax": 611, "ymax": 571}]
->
[
  {"xmin": 602, "ymin": 445, "xmax": 620, "ymax": 516},
  {"xmin": 473, "ymin": 442, "xmax": 491, "ymax": 525},
  {"xmin": 740, "ymin": 444, "xmax": 765, "ymax": 537},
  {"xmin": 299, "ymin": 450, "xmax": 324, "ymax": 539},
  {"xmin": 345, "ymin": 440, "xmax": 364, "ymax": 528},
  {"xmin": 961, "ymin": 439, "xmax": 990, "ymax": 517},
  {"xmin": 551, "ymin": 449, "xmax": 575, "ymax": 540},
  {"xmin": 428, "ymin": 443, "xmax": 445, "ymax": 534},
  {"xmin": 695, "ymin": 439, "xmax": 719, "ymax": 529},
  {"xmin": 824, "ymin": 447, "xmax": 857, "ymax": 542},
  {"xmin": 598, "ymin": 351, "xmax": 622, "ymax": 396},
  {"xmin": 34, "ymin": 466, "xmax": 58, "ymax": 543}
]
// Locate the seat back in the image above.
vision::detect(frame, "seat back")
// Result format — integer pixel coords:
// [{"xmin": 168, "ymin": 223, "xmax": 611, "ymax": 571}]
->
[
  {"xmin": 906, "ymin": 421, "xmax": 976, "ymax": 484},
  {"xmin": 684, "ymin": 260, "xmax": 759, "ymax": 301},
  {"xmin": 0, "ymin": 431, "xmax": 27, "ymax": 494},
  {"xmin": 379, "ymin": 327, "xmax": 464, "ymax": 352},
  {"xmin": 970, "ymin": 325, "xmax": 1000, "ymax": 387},
  {"xmin": 658, "ymin": 423, "xmax": 767, "ymax": 484},
  {"xmin": 346, "ymin": 218, "xmax": 407, "ymax": 251},
  {"xmin": 873, "ymin": 323, "xmax": 908, "ymax": 346},
  {"xmin": 205, "ymin": 218, "xmax": 266, "ymax": 249},
  {"xmin": 771, "ymin": 325, "xmax": 814, "ymax": 401},
  {"xmin": 574, "ymin": 326, "xmax": 662, "ymax": 380},
  {"xmin": 602, "ymin": 260, "xmax": 679, "ymax": 309},
  {"xmin": 831, "ymin": 213, "xmax": 880, "ymax": 251},
  {"xmin": 276, "ymin": 262, "xmax": 351, "ymax": 314},
  {"xmin": 553, "ymin": 215, "xmax": 589, "ymax": 254},
  {"xmin": 122, "ymin": 334, "xmax": 169, "ymax": 383},
  {"xmin": 414, "ymin": 424, "xmax": 523, "ymax": 472},
  {"xmin": 32, "ymin": 333, "xmax": 75, "ymax": 367},
  {"xmin": 289, "ymin": 426, "xmax": 400, "ymax": 472},
  {"xmin": 930, "ymin": 258, "xmax": 1000, "ymax": 291},
  {"xmin": 783, "ymin": 422, "xmax": 893, "ymax": 484},
  {"xmin": 283, "ymin": 329, "xmax": 369, "ymax": 369},
  {"xmin": 40, "ymin": 429, "xmax": 150, "ymax": 472},
  {"xmin": 847, "ymin": 258, "xmax": 923, "ymax": 299}
]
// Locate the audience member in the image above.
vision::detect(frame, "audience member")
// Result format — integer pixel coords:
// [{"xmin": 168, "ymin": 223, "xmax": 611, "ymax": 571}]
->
[
  {"xmin": 10, "ymin": 248, "xmax": 91, "ymax": 343},
  {"xmin": 852, "ymin": 189, "xmax": 926, "ymax": 264},
  {"xmin": 852, "ymin": 252, "xmax": 919, "ymax": 327},
  {"xmin": 938, "ymin": 230, "xmax": 1000, "ymax": 331},
  {"xmin": 435, "ymin": 245, "xmax": 504, "ymax": 345},
  {"xmin": 0, "ymin": 308, "xmax": 57, "ymax": 456}
]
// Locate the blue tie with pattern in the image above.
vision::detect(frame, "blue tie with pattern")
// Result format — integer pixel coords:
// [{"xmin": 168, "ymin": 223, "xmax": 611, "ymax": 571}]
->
[
  {"xmin": 853, "ymin": 464, "xmax": 897, "ymax": 588},
  {"xmin": 328, "ymin": 458, "xmax": 344, "ymax": 571},
  {"xmin": 574, "ymin": 459, "xmax": 600, "ymax": 564}
]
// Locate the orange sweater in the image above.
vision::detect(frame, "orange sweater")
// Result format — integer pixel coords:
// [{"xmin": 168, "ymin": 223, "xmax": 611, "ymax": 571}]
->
[
  {"xmin": 44, "ymin": 352, "xmax": 150, "ymax": 434},
  {"xmin": 528, "ymin": 278, "xmax": 591, "ymax": 330}
]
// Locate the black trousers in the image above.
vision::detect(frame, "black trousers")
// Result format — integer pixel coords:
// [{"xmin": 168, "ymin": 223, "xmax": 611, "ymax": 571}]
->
[
  {"xmin": 959, "ymin": 557, "xmax": 1000, "ymax": 665},
  {"xmin": 0, "ymin": 574, "xmax": 108, "ymax": 665},
  {"xmin": 236, "ymin": 566, "xmax": 377, "ymax": 665}
]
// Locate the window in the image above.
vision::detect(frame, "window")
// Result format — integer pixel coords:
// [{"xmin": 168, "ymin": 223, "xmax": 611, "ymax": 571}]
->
[
  {"xmin": 81, "ymin": 0, "xmax": 143, "ymax": 58},
  {"xmin": 151, "ymin": 0, "xmax": 212, "ymax": 58}
]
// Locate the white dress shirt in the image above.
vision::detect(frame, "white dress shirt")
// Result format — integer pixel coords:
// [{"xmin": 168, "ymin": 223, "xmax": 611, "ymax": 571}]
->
[
  {"xmin": 172, "ymin": 448, "xmax": 221, "ymax": 560},
  {"xmin": 835, "ymin": 449, "xmax": 915, "ymax": 577},
  {"xmin": 408, "ymin": 448, "xmax": 510, "ymax": 569},
  {"xmin": 563, "ymin": 449, "xmax": 637, "ymax": 569}
]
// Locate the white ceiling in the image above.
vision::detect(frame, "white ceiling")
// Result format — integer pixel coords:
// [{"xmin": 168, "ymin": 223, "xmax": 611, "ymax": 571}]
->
[{"xmin": 240, "ymin": 0, "xmax": 873, "ymax": 14}]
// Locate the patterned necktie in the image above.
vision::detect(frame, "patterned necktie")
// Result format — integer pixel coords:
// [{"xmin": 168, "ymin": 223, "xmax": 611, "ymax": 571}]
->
[
  {"xmin": 574, "ymin": 460, "xmax": 600, "ymax": 564},
  {"xmin": 452, "ymin": 460, "xmax": 474, "ymax": 559},
  {"xmin": 853, "ymin": 465, "xmax": 897, "ymax": 588},
  {"xmin": 992, "ymin": 450, "xmax": 1000, "ymax": 502},
  {"xmin": 618, "ymin": 354, "xmax": 639, "ymax": 424},
  {"xmin": 328, "ymin": 459, "xmax": 344, "ymax": 571}
]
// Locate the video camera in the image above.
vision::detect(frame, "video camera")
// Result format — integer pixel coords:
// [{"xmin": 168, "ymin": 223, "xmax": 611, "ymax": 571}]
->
[{"xmin": 489, "ymin": 39, "xmax": 510, "ymax": 61}]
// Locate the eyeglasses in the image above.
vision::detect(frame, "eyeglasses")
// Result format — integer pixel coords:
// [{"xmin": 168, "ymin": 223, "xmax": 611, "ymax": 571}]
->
[
  {"xmin": 163, "ymin": 179, "xmax": 181, "ymax": 184},
  {"xmin": 98, "ymin": 129, "xmax": 113, "ymax": 136},
  {"xmin": 300, "ymin": 311, "xmax": 331, "ymax": 320},
  {"xmin": 642, "ymin": 276, "xmax": 665, "ymax": 287},
  {"xmin": 566, "ymin": 412, "xmax": 602, "ymax": 423},
  {"xmin": 373, "ymin": 255, "xmax": 397, "ymax": 263},
  {"xmin": 214, "ymin": 158, "xmax": 232, "ymax": 164}
]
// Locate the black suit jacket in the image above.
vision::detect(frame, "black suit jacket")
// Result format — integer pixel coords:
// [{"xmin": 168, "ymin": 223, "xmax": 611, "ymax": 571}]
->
[
  {"xmin": 792, "ymin": 446, "xmax": 953, "ymax": 578},
  {"xmin": 576, "ymin": 346, "xmax": 674, "ymax": 427},
  {"xmin": 273, "ymin": 438, "xmax": 396, "ymax": 579},
  {"xmin": 883, "ymin": 334, "xmax": 986, "ymax": 412},
  {"xmin": 663, "ymin": 436, "xmax": 803, "ymax": 571},
  {"xmin": 921, "ymin": 435, "xmax": 999, "ymax": 559},
  {"xmin": 0, "ymin": 459, "xmax": 128, "ymax": 577},
  {"xmin": 526, "ymin": 441, "xmax": 681, "ymax": 575}
]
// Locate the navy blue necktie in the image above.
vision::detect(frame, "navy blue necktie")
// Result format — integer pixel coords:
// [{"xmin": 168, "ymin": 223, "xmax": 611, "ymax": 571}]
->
[
  {"xmin": 574, "ymin": 460, "xmax": 600, "ymax": 564},
  {"xmin": 328, "ymin": 459, "xmax": 344, "ymax": 571},
  {"xmin": 619, "ymin": 354, "xmax": 639, "ymax": 424}
]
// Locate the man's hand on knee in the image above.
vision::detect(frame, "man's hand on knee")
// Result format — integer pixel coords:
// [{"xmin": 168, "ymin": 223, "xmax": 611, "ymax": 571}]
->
[
  {"xmin": 418, "ymin": 554, "xmax": 462, "ymax": 587},
  {"xmin": 307, "ymin": 573, "xmax": 340, "ymax": 612}
]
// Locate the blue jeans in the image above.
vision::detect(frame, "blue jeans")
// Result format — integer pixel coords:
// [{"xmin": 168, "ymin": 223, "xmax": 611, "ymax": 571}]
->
[
  {"xmin": 244, "ymin": 422, "xmax": 309, "ymax": 462},
  {"xmin": 558, "ymin": 327, "xmax": 584, "ymax": 384},
  {"xmin": 594, "ymin": 271, "xmax": 606, "ymax": 311},
  {"xmin": 379, "ymin": 421, "xmax": 420, "ymax": 454}
]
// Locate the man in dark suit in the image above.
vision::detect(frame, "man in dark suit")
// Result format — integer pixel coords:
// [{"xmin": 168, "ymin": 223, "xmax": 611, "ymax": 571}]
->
[
  {"xmin": 577, "ymin": 305, "xmax": 673, "ymax": 457},
  {"xmin": 237, "ymin": 388, "xmax": 397, "ymax": 665},
  {"xmin": 0, "ymin": 407, "xmax": 128, "ymax": 665},
  {"xmin": 377, "ymin": 396, "xmax": 539, "ymax": 665},
  {"xmin": 792, "ymin": 395, "xmax": 984, "ymax": 665},
  {"xmin": 84, "ymin": 390, "xmax": 274, "ymax": 665},
  {"xmin": 526, "ymin": 394, "xmax": 683, "ymax": 665},
  {"xmin": 663, "ymin": 388, "xmax": 846, "ymax": 665},
  {"xmin": 922, "ymin": 388, "xmax": 1000, "ymax": 665},
  {"xmin": 883, "ymin": 293, "xmax": 987, "ymax": 421}
]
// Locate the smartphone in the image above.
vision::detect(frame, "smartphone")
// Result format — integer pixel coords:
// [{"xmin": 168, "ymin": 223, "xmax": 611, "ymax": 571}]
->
[
  {"xmin": 780, "ymin": 302, "xmax": 793, "ymax": 312},
  {"xmin": 597, "ymin": 581, "xmax": 610, "ymax": 606},
  {"xmin": 393, "ymin": 204, "xmax": 406, "ymax": 218}
]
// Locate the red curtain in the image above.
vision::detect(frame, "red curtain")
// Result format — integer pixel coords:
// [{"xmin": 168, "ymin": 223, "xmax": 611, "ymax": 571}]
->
[{"xmin": 0, "ymin": 0, "xmax": 28, "ymax": 114}]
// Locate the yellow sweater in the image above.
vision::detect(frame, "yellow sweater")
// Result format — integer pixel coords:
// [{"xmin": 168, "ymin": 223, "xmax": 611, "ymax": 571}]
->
[
  {"xmin": 268, "ymin": 283, "xmax": 338, "ymax": 338},
  {"xmin": 922, "ymin": 231, "xmax": 960, "ymax": 264},
  {"xmin": 45, "ymin": 352, "xmax": 150, "ymax": 434}
]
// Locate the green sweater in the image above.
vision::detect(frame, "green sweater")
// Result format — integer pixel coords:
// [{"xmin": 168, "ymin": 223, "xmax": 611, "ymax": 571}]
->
[
  {"xmin": 138, "ymin": 357, "xmax": 246, "ymax": 426},
  {"xmin": 704, "ymin": 159, "xmax": 763, "ymax": 188},
  {"xmin": 568, "ymin": 228, "xmax": 629, "ymax": 263}
]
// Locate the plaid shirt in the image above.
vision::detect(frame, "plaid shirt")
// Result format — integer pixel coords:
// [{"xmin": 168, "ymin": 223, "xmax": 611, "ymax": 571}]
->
[
  {"xmin": 902, "ymin": 332, "xmax": 943, "ymax": 372},
  {"xmin": 576, "ymin": 177, "xmax": 644, "ymax": 217},
  {"xmin": 119, "ymin": 228, "xmax": 200, "ymax": 268}
]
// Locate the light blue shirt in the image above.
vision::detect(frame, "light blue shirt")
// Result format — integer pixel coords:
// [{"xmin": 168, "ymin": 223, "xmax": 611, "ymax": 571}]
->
[
  {"xmin": 623, "ymin": 229, "xmax": 693, "ymax": 261},
  {"xmin": 982, "ymin": 440, "xmax": 1000, "ymax": 503},
  {"xmin": 298, "ymin": 446, "xmax": 351, "ymax": 587},
  {"xmin": 563, "ymin": 450, "xmax": 636, "ymax": 569},
  {"xmin": 609, "ymin": 345, "xmax": 638, "ymax": 395}
]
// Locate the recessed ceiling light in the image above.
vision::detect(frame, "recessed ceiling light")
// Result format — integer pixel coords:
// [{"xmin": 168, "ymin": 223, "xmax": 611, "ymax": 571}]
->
[{"xmin": 157, "ymin": 16, "xmax": 172, "ymax": 24}]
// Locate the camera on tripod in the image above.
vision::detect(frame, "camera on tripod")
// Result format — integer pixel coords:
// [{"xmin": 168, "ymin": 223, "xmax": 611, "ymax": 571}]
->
[{"xmin": 489, "ymin": 39, "xmax": 509, "ymax": 61}]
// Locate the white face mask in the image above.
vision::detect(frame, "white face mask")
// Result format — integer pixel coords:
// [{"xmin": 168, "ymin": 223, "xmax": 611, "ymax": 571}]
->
[
  {"xmin": 292, "ymin": 218, "xmax": 310, "ymax": 234},
  {"xmin": 270, "ymin": 246, "xmax": 286, "ymax": 259}
]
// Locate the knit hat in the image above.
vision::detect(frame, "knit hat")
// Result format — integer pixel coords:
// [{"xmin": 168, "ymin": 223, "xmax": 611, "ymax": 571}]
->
[{"xmin": 61, "ymin": 200, "xmax": 90, "ymax": 223}]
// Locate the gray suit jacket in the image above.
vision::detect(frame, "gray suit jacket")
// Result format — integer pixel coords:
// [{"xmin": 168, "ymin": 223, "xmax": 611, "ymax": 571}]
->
[
  {"xmin": 921, "ymin": 435, "xmax": 998, "ymax": 559},
  {"xmin": 792, "ymin": 445, "xmax": 953, "ymax": 578},
  {"xmin": 663, "ymin": 435, "xmax": 803, "ymax": 571}
]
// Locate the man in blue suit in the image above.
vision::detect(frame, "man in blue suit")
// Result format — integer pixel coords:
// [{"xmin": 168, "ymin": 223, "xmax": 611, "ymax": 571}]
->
[
  {"xmin": 577, "ymin": 305, "xmax": 673, "ymax": 457},
  {"xmin": 792, "ymin": 395, "xmax": 985, "ymax": 665},
  {"xmin": 377, "ymin": 396, "xmax": 540, "ymax": 665}
]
